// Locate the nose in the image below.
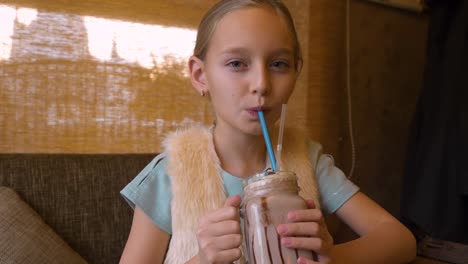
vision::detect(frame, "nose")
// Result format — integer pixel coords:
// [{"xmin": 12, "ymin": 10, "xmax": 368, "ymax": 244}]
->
[{"xmin": 250, "ymin": 63, "xmax": 270, "ymax": 96}]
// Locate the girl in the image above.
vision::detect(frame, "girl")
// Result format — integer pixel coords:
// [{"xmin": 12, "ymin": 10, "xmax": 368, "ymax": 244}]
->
[{"xmin": 120, "ymin": 0, "xmax": 416, "ymax": 263}]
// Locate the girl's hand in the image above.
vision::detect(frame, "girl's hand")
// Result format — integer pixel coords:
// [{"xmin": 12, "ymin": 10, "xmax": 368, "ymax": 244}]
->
[
  {"xmin": 276, "ymin": 200, "xmax": 334, "ymax": 264},
  {"xmin": 196, "ymin": 195, "xmax": 243, "ymax": 264}
]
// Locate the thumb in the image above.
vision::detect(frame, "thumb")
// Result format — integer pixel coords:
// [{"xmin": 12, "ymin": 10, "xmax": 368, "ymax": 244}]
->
[
  {"xmin": 224, "ymin": 195, "xmax": 242, "ymax": 208},
  {"xmin": 305, "ymin": 199, "xmax": 316, "ymax": 209}
]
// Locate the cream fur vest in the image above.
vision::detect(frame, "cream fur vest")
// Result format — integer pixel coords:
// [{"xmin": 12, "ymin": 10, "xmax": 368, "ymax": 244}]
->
[{"xmin": 162, "ymin": 125, "xmax": 320, "ymax": 263}]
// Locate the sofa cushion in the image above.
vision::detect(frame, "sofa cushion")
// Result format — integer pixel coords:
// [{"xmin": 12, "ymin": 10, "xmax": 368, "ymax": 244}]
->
[
  {"xmin": 0, "ymin": 154, "xmax": 155, "ymax": 264},
  {"xmin": 0, "ymin": 186, "xmax": 87, "ymax": 264}
]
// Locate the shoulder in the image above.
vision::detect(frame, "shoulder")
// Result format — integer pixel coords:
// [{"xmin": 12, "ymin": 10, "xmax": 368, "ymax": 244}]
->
[
  {"xmin": 121, "ymin": 152, "xmax": 170, "ymax": 195},
  {"xmin": 139, "ymin": 153, "xmax": 169, "ymax": 180},
  {"xmin": 306, "ymin": 140, "xmax": 323, "ymax": 167},
  {"xmin": 306, "ymin": 143, "xmax": 359, "ymax": 214},
  {"xmin": 120, "ymin": 152, "xmax": 173, "ymax": 233}
]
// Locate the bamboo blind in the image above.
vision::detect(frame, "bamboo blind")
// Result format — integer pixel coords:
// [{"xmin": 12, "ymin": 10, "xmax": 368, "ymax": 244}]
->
[{"xmin": 0, "ymin": 0, "xmax": 345, "ymax": 154}]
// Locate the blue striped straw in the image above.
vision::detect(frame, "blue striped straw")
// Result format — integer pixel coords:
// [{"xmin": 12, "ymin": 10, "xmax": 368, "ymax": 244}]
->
[{"xmin": 257, "ymin": 111, "xmax": 277, "ymax": 171}]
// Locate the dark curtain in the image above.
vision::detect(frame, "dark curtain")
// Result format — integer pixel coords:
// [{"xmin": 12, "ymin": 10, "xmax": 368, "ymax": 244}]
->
[{"xmin": 400, "ymin": 0, "xmax": 468, "ymax": 244}]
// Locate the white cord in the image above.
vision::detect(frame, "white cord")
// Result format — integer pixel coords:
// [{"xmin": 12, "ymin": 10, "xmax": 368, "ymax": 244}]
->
[{"xmin": 346, "ymin": 0, "xmax": 356, "ymax": 179}]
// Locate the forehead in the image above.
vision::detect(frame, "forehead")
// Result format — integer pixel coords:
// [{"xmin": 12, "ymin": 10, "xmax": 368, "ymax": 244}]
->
[{"xmin": 207, "ymin": 7, "xmax": 295, "ymax": 56}]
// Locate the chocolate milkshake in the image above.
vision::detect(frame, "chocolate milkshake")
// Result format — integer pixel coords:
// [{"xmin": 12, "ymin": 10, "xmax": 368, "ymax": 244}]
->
[{"xmin": 241, "ymin": 171, "xmax": 317, "ymax": 263}]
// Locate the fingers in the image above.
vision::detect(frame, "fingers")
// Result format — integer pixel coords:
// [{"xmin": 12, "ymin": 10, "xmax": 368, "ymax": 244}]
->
[
  {"xmin": 276, "ymin": 201, "xmax": 333, "ymax": 258},
  {"xmin": 277, "ymin": 221, "xmax": 325, "ymax": 253},
  {"xmin": 280, "ymin": 236, "xmax": 324, "ymax": 252},
  {"xmin": 277, "ymin": 222, "xmax": 320, "ymax": 237},
  {"xmin": 201, "ymin": 247, "xmax": 242, "ymax": 263},
  {"xmin": 198, "ymin": 219, "xmax": 241, "ymax": 237},
  {"xmin": 297, "ymin": 256, "xmax": 319, "ymax": 264},
  {"xmin": 216, "ymin": 248, "xmax": 242, "ymax": 262},
  {"xmin": 196, "ymin": 196, "xmax": 243, "ymax": 263},
  {"xmin": 200, "ymin": 206, "xmax": 240, "ymax": 225},
  {"xmin": 287, "ymin": 207, "xmax": 323, "ymax": 223},
  {"xmin": 198, "ymin": 234, "xmax": 243, "ymax": 251},
  {"xmin": 200, "ymin": 195, "xmax": 241, "ymax": 225},
  {"xmin": 224, "ymin": 195, "xmax": 242, "ymax": 207},
  {"xmin": 305, "ymin": 199, "xmax": 316, "ymax": 209}
]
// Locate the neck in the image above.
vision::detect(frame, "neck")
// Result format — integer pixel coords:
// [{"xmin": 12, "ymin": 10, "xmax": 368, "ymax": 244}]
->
[{"xmin": 212, "ymin": 125, "xmax": 266, "ymax": 178}]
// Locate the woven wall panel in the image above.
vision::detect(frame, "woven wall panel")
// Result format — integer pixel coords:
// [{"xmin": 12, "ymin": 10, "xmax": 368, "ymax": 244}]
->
[{"xmin": 0, "ymin": 1, "xmax": 341, "ymax": 153}]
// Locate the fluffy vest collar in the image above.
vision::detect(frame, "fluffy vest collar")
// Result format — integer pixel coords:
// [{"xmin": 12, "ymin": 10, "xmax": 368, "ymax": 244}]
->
[{"xmin": 162, "ymin": 125, "xmax": 320, "ymax": 263}]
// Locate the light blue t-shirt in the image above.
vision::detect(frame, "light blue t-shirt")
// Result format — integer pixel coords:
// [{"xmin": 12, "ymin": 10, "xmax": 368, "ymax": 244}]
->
[{"xmin": 121, "ymin": 141, "xmax": 359, "ymax": 234}]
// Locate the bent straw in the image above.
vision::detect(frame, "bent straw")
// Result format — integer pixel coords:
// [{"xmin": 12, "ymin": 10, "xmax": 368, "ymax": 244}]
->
[
  {"xmin": 276, "ymin": 104, "xmax": 287, "ymax": 171},
  {"xmin": 258, "ymin": 111, "xmax": 277, "ymax": 171}
]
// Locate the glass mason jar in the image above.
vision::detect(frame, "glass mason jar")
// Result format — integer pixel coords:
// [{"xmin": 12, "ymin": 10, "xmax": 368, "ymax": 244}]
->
[{"xmin": 240, "ymin": 171, "xmax": 317, "ymax": 263}]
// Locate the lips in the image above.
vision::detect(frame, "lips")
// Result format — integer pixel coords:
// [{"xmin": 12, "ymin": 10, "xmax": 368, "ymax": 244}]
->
[
  {"xmin": 246, "ymin": 106, "xmax": 269, "ymax": 118},
  {"xmin": 247, "ymin": 106, "xmax": 266, "ymax": 112}
]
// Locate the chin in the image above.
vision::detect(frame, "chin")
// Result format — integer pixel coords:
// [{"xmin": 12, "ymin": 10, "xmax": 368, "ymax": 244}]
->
[{"xmin": 241, "ymin": 124, "xmax": 263, "ymax": 137}]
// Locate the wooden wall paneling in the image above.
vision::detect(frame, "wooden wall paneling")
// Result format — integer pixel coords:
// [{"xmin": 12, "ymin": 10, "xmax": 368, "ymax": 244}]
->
[{"xmin": 346, "ymin": 0, "xmax": 428, "ymax": 216}]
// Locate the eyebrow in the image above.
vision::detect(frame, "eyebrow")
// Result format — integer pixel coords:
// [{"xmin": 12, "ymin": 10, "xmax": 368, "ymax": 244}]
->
[
  {"xmin": 219, "ymin": 47, "xmax": 294, "ymax": 57},
  {"xmin": 270, "ymin": 48, "xmax": 294, "ymax": 57},
  {"xmin": 219, "ymin": 47, "xmax": 249, "ymax": 56}
]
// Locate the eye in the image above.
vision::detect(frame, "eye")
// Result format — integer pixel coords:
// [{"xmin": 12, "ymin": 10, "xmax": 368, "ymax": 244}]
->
[
  {"xmin": 226, "ymin": 60, "xmax": 247, "ymax": 71},
  {"xmin": 270, "ymin": 60, "xmax": 291, "ymax": 70}
]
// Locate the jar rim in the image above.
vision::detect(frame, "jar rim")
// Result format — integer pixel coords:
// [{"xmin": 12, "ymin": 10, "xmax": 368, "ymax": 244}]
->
[{"xmin": 242, "ymin": 170, "xmax": 297, "ymax": 188}]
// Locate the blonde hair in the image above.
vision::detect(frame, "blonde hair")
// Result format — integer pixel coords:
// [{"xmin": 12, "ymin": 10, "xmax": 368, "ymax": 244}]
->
[{"xmin": 193, "ymin": 0, "xmax": 303, "ymax": 70}]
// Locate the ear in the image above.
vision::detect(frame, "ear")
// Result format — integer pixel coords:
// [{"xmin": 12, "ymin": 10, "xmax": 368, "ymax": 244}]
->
[
  {"xmin": 295, "ymin": 58, "xmax": 303, "ymax": 78},
  {"xmin": 188, "ymin": 55, "xmax": 207, "ymax": 95}
]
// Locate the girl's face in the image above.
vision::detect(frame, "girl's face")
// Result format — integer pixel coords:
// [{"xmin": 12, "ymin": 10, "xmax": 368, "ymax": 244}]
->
[{"xmin": 199, "ymin": 7, "xmax": 298, "ymax": 136}]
